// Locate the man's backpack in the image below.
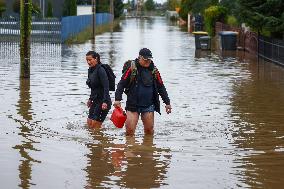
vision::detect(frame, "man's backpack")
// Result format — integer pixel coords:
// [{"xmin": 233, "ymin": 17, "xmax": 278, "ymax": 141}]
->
[
  {"xmin": 122, "ymin": 60, "xmax": 158, "ymax": 84},
  {"xmin": 100, "ymin": 64, "xmax": 116, "ymax": 91}
]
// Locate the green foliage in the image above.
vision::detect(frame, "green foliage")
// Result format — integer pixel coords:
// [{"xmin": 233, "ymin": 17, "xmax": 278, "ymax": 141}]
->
[
  {"xmin": 31, "ymin": 3, "xmax": 41, "ymax": 16},
  {"xmin": 114, "ymin": 0, "xmax": 124, "ymax": 18},
  {"xmin": 46, "ymin": 1, "xmax": 53, "ymax": 18},
  {"xmin": 77, "ymin": 0, "xmax": 91, "ymax": 4},
  {"xmin": 13, "ymin": 0, "xmax": 21, "ymax": 14},
  {"xmin": 226, "ymin": 15, "xmax": 238, "ymax": 27},
  {"xmin": 219, "ymin": 0, "xmax": 237, "ymax": 15},
  {"xmin": 237, "ymin": 0, "xmax": 284, "ymax": 38},
  {"xmin": 63, "ymin": 0, "xmax": 77, "ymax": 16},
  {"xmin": 179, "ymin": 0, "xmax": 218, "ymax": 21},
  {"xmin": 204, "ymin": 5, "xmax": 227, "ymax": 36},
  {"xmin": 145, "ymin": 0, "xmax": 155, "ymax": 11},
  {"xmin": 66, "ymin": 18, "xmax": 121, "ymax": 44},
  {"xmin": 96, "ymin": 0, "xmax": 109, "ymax": 13},
  {"xmin": 167, "ymin": 0, "xmax": 180, "ymax": 11},
  {"xmin": 179, "ymin": 0, "xmax": 194, "ymax": 21},
  {"xmin": 70, "ymin": 0, "xmax": 77, "ymax": 16},
  {"xmin": 192, "ymin": 0, "xmax": 218, "ymax": 14},
  {"xmin": 13, "ymin": 0, "xmax": 41, "ymax": 16},
  {"xmin": 0, "ymin": 0, "xmax": 6, "ymax": 17}
]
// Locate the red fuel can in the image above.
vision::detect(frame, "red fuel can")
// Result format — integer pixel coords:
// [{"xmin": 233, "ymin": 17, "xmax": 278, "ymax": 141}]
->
[{"xmin": 110, "ymin": 107, "xmax": 127, "ymax": 128}]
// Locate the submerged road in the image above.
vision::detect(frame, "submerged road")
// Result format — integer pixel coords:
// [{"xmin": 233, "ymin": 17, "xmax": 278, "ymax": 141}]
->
[{"xmin": 1, "ymin": 17, "xmax": 284, "ymax": 188}]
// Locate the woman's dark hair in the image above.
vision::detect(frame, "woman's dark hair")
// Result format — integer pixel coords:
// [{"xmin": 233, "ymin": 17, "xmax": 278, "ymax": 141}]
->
[{"xmin": 86, "ymin": 51, "xmax": 101, "ymax": 64}]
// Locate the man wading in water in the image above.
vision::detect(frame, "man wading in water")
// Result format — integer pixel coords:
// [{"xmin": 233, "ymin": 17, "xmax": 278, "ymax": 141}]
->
[{"xmin": 113, "ymin": 48, "xmax": 172, "ymax": 136}]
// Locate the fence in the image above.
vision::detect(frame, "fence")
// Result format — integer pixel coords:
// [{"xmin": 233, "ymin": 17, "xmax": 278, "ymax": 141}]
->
[
  {"xmin": 0, "ymin": 13, "xmax": 112, "ymax": 43},
  {"xmin": 259, "ymin": 36, "xmax": 284, "ymax": 66},
  {"xmin": 61, "ymin": 13, "xmax": 112, "ymax": 41},
  {"xmin": 0, "ymin": 17, "xmax": 61, "ymax": 43},
  {"xmin": 215, "ymin": 22, "xmax": 284, "ymax": 65},
  {"xmin": 216, "ymin": 22, "xmax": 258, "ymax": 54}
]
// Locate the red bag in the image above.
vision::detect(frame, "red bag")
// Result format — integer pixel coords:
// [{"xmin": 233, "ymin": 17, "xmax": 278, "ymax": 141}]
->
[{"xmin": 110, "ymin": 107, "xmax": 127, "ymax": 128}]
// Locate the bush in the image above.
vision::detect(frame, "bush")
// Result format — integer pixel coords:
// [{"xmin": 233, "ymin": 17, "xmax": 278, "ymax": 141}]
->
[
  {"xmin": 204, "ymin": 5, "xmax": 227, "ymax": 36},
  {"xmin": 46, "ymin": 1, "xmax": 53, "ymax": 18},
  {"xmin": 226, "ymin": 15, "xmax": 238, "ymax": 27},
  {"xmin": 13, "ymin": 0, "xmax": 41, "ymax": 16},
  {"xmin": 0, "ymin": 0, "xmax": 6, "ymax": 17}
]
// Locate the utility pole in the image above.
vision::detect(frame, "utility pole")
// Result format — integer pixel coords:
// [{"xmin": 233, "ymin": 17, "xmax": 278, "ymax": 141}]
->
[
  {"xmin": 110, "ymin": 0, "xmax": 114, "ymax": 22},
  {"xmin": 20, "ymin": 0, "xmax": 32, "ymax": 78},
  {"xmin": 92, "ymin": 0, "xmax": 96, "ymax": 40}
]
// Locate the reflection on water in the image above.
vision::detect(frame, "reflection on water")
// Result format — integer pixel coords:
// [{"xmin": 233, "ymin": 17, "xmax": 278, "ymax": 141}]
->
[
  {"xmin": 230, "ymin": 58, "xmax": 284, "ymax": 188},
  {"xmin": 85, "ymin": 129, "xmax": 171, "ymax": 188},
  {"xmin": 13, "ymin": 78, "xmax": 40, "ymax": 188},
  {"xmin": 1, "ymin": 17, "xmax": 284, "ymax": 188},
  {"xmin": 121, "ymin": 136, "xmax": 171, "ymax": 188}
]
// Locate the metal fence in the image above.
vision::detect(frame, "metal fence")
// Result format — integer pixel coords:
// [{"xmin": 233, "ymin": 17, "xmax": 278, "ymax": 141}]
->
[
  {"xmin": 0, "ymin": 17, "xmax": 61, "ymax": 43},
  {"xmin": 0, "ymin": 13, "xmax": 112, "ymax": 43},
  {"xmin": 61, "ymin": 13, "xmax": 112, "ymax": 41},
  {"xmin": 259, "ymin": 36, "xmax": 284, "ymax": 66}
]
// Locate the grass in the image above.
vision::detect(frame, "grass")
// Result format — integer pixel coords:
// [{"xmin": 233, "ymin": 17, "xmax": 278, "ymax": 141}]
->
[{"xmin": 65, "ymin": 19, "xmax": 121, "ymax": 44}]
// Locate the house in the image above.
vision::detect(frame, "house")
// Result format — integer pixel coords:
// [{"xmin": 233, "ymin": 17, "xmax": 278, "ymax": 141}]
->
[{"xmin": 3, "ymin": 0, "xmax": 65, "ymax": 18}]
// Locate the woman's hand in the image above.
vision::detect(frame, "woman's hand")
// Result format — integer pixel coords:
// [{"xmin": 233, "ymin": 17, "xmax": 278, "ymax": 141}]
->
[{"xmin": 101, "ymin": 103, "xmax": 108, "ymax": 110}]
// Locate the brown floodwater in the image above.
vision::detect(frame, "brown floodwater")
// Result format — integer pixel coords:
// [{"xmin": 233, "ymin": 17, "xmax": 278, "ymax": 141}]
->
[{"xmin": 1, "ymin": 17, "xmax": 284, "ymax": 189}]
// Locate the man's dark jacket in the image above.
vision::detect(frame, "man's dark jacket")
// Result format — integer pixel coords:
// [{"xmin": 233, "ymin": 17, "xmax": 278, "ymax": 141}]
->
[{"xmin": 115, "ymin": 59, "xmax": 170, "ymax": 114}]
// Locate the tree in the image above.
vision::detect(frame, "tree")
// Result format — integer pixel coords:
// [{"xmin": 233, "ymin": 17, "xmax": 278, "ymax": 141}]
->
[
  {"xmin": 0, "ymin": 0, "xmax": 6, "ymax": 17},
  {"xmin": 114, "ymin": 0, "xmax": 124, "ymax": 18},
  {"xmin": 96, "ymin": 0, "xmax": 109, "ymax": 13},
  {"xmin": 145, "ymin": 0, "xmax": 155, "ymax": 11},
  {"xmin": 13, "ymin": 0, "xmax": 21, "ymax": 14},
  {"xmin": 219, "ymin": 0, "xmax": 237, "ymax": 15},
  {"xmin": 46, "ymin": 1, "xmax": 53, "ymax": 18},
  {"xmin": 237, "ymin": 0, "xmax": 284, "ymax": 38},
  {"xmin": 204, "ymin": 5, "xmax": 227, "ymax": 36},
  {"xmin": 179, "ymin": 0, "xmax": 218, "ymax": 21},
  {"xmin": 167, "ymin": 0, "xmax": 180, "ymax": 11},
  {"xmin": 63, "ymin": 0, "xmax": 77, "ymax": 16},
  {"xmin": 13, "ymin": 0, "xmax": 41, "ymax": 16}
]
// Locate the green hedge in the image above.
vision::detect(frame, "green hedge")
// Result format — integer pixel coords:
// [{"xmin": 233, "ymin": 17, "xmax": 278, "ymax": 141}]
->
[{"xmin": 204, "ymin": 5, "xmax": 227, "ymax": 36}]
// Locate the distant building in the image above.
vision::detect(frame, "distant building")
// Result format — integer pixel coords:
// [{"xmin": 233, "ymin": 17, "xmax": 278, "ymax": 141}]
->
[{"xmin": 3, "ymin": 0, "xmax": 65, "ymax": 18}]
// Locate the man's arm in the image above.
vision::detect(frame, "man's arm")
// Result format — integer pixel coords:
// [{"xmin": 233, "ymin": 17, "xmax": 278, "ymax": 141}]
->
[
  {"xmin": 114, "ymin": 66, "xmax": 132, "ymax": 106},
  {"xmin": 155, "ymin": 69, "xmax": 170, "ymax": 105}
]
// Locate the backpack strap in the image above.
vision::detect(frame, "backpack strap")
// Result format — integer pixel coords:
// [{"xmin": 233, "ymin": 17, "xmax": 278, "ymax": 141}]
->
[{"xmin": 129, "ymin": 60, "xmax": 137, "ymax": 84}]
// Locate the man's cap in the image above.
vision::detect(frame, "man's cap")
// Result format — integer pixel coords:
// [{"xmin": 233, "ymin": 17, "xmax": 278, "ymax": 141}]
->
[{"xmin": 139, "ymin": 48, "xmax": 153, "ymax": 59}]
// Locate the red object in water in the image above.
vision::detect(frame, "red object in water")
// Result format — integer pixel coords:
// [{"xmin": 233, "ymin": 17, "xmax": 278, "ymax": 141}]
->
[{"xmin": 110, "ymin": 107, "xmax": 127, "ymax": 128}]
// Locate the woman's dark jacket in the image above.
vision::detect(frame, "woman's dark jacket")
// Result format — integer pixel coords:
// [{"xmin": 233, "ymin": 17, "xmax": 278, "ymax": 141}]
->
[
  {"xmin": 87, "ymin": 64, "xmax": 111, "ymax": 104},
  {"xmin": 115, "ymin": 59, "xmax": 170, "ymax": 114}
]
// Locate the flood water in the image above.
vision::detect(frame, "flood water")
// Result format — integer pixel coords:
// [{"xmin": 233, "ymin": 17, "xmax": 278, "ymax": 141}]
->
[{"xmin": 1, "ymin": 17, "xmax": 284, "ymax": 189}]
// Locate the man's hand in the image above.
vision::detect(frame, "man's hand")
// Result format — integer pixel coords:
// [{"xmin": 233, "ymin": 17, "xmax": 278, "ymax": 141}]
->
[
  {"xmin": 113, "ymin": 101, "xmax": 121, "ymax": 108},
  {"xmin": 165, "ymin": 104, "xmax": 172, "ymax": 114},
  {"xmin": 101, "ymin": 103, "xmax": 108, "ymax": 110},
  {"xmin": 87, "ymin": 99, "xmax": 92, "ymax": 108}
]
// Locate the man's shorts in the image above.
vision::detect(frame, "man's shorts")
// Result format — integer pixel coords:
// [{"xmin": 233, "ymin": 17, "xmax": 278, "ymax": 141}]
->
[
  {"xmin": 137, "ymin": 104, "xmax": 155, "ymax": 114},
  {"xmin": 88, "ymin": 102, "xmax": 110, "ymax": 122}
]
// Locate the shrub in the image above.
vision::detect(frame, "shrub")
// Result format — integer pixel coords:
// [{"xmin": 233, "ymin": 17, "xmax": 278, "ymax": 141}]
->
[
  {"xmin": 0, "ymin": 0, "xmax": 6, "ymax": 17},
  {"xmin": 204, "ymin": 5, "xmax": 227, "ymax": 36},
  {"xmin": 226, "ymin": 15, "xmax": 238, "ymax": 27}
]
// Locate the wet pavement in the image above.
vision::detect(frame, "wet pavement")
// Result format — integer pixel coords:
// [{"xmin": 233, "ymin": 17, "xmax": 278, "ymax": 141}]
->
[{"xmin": 1, "ymin": 17, "xmax": 284, "ymax": 188}]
